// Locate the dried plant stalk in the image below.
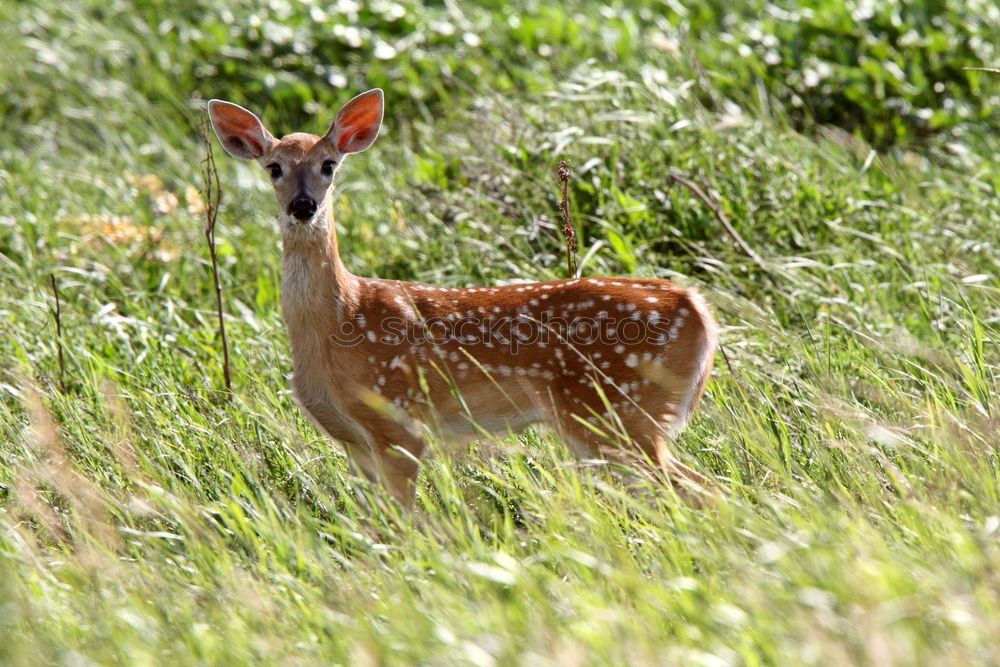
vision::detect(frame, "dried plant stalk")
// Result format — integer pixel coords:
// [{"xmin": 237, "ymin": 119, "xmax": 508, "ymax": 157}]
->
[
  {"xmin": 201, "ymin": 116, "xmax": 231, "ymax": 393},
  {"xmin": 557, "ymin": 160, "xmax": 577, "ymax": 278},
  {"xmin": 668, "ymin": 172, "xmax": 776, "ymax": 285},
  {"xmin": 50, "ymin": 274, "xmax": 65, "ymax": 392}
]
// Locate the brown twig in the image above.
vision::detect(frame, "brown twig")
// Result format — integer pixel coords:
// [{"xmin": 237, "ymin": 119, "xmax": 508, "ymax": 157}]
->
[
  {"xmin": 49, "ymin": 274, "xmax": 65, "ymax": 392},
  {"xmin": 557, "ymin": 160, "xmax": 577, "ymax": 278},
  {"xmin": 201, "ymin": 116, "xmax": 231, "ymax": 393},
  {"xmin": 667, "ymin": 172, "xmax": 776, "ymax": 285},
  {"xmin": 963, "ymin": 67, "xmax": 1000, "ymax": 74}
]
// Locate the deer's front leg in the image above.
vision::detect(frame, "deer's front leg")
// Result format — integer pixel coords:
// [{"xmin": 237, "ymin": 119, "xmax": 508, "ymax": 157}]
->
[
  {"xmin": 347, "ymin": 405, "xmax": 426, "ymax": 509},
  {"xmin": 291, "ymin": 382, "xmax": 389, "ymax": 484}
]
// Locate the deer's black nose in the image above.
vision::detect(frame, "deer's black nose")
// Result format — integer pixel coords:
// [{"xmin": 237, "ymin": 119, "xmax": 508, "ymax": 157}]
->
[{"xmin": 289, "ymin": 198, "xmax": 317, "ymax": 221}]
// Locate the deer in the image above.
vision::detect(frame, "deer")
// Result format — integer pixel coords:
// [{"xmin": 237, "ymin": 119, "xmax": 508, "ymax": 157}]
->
[{"xmin": 208, "ymin": 89, "xmax": 718, "ymax": 508}]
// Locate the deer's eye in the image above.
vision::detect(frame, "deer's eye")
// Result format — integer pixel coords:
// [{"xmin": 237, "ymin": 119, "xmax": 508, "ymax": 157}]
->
[
  {"xmin": 266, "ymin": 163, "xmax": 282, "ymax": 179},
  {"xmin": 321, "ymin": 160, "xmax": 336, "ymax": 177}
]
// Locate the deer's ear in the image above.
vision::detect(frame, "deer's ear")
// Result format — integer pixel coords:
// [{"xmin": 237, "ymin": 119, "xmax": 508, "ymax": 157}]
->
[
  {"xmin": 324, "ymin": 89, "xmax": 383, "ymax": 155},
  {"xmin": 207, "ymin": 100, "xmax": 276, "ymax": 160}
]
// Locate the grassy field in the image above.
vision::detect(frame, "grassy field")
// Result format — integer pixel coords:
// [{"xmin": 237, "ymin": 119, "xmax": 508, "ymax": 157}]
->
[{"xmin": 2, "ymin": 0, "xmax": 1000, "ymax": 663}]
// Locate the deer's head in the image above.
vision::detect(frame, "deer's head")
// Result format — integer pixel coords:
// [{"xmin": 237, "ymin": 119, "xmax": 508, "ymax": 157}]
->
[{"xmin": 208, "ymin": 89, "xmax": 383, "ymax": 235}]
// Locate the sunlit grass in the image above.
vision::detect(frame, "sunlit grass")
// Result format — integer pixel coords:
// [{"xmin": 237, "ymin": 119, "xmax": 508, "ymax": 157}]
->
[{"xmin": 2, "ymin": 0, "xmax": 1000, "ymax": 663}]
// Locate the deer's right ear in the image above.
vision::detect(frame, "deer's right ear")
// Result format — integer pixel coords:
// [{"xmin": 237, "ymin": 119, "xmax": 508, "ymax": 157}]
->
[{"xmin": 207, "ymin": 100, "xmax": 276, "ymax": 160}]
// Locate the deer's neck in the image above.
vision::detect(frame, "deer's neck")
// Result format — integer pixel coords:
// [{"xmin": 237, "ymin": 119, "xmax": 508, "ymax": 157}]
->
[{"xmin": 280, "ymin": 203, "xmax": 359, "ymax": 343}]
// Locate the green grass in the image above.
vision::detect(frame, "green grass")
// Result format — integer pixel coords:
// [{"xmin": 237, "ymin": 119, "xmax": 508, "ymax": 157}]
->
[{"xmin": 2, "ymin": 0, "xmax": 1000, "ymax": 663}]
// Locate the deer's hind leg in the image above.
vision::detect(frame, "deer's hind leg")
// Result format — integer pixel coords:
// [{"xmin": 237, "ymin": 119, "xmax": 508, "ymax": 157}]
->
[
  {"xmin": 549, "ymin": 398, "xmax": 652, "ymax": 472},
  {"xmin": 552, "ymin": 399, "xmax": 710, "ymax": 500}
]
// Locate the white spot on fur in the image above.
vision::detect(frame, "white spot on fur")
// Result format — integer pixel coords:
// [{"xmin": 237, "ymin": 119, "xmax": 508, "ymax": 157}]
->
[{"xmin": 669, "ymin": 316, "xmax": 686, "ymax": 340}]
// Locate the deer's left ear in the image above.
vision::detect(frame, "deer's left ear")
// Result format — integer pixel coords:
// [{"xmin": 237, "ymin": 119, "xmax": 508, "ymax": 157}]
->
[{"xmin": 324, "ymin": 89, "xmax": 383, "ymax": 155}]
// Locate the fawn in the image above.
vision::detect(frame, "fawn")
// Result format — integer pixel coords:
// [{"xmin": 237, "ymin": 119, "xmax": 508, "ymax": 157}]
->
[{"xmin": 208, "ymin": 89, "xmax": 718, "ymax": 507}]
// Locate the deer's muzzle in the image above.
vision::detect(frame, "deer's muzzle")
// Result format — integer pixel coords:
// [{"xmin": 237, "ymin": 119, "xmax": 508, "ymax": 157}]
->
[{"xmin": 289, "ymin": 198, "xmax": 318, "ymax": 221}]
